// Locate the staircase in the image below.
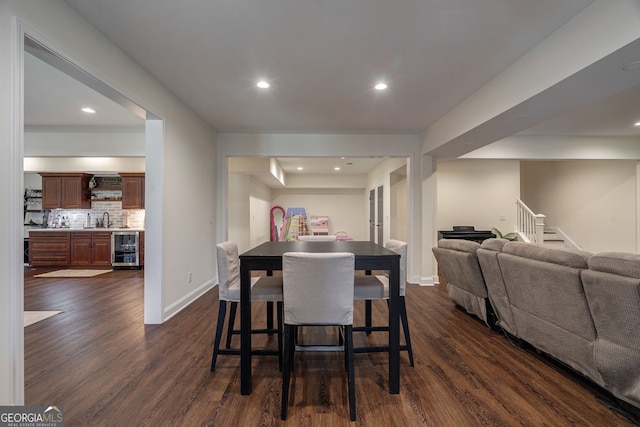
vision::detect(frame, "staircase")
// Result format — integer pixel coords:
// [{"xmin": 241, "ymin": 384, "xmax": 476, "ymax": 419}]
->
[
  {"xmin": 542, "ymin": 226, "xmax": 580, "ymax": 249},
  {"xmin": 515, "ymin": 199, "xmax": 580, "ymax": 250},
  {"xmin": 542, "ymin": 227, "xmax": 567, "ymax": 247}
]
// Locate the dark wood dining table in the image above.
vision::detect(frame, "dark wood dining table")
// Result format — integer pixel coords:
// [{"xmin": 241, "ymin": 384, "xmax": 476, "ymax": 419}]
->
[{"xmin": 239, "ymin": 240, "xmax": 401, "ymax": 395}]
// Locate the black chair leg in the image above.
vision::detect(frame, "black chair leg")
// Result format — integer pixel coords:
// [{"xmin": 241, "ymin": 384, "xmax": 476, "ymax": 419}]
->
[
  {"xmin": 365, "ymin": 300, "xmax": 373, "ymax": 334},
  {"xmin": 210, "ymin": 301, "xmax": 227, "ymax": 371},
  {"xmin": 277, "ymin": 301, "xmax": 283, "ymax": 370},
  {"xmin": 225, "ymin": 302, "xmax": 238, "ymax": 348},
  {"xmin": 345, "ymin": 325, "xmax": 356, "ymax": 421},
  {"xmin": 399, "ymin": 297, "xmax": 414, "ymax": 367},
  {"xmin": 281, "ymin": 324, "xmax": 293, "ymax": 420},
  {"xmin": 266, "ymin": 301, "xmax": 274, "ymax": 335}
]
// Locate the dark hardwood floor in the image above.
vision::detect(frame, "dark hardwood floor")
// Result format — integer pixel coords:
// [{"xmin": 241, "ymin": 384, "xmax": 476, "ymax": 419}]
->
[{"xmin": 24, "ymin": 268, "xmax": 638, "ymax": 426}]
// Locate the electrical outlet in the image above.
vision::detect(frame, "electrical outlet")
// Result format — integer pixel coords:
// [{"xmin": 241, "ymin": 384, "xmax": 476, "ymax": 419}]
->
[
  {"xmin": 499, "ymin": 215, "xmax": 506, "ymax": 221},
  {"xmin": 188, "ymin": 272, "xmax": 192, "ymax": 283}
]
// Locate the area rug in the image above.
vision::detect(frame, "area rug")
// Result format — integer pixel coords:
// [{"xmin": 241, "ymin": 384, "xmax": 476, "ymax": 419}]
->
[
  {"xmin": 24, "ymin": 311, "xmax": 62, "ymax": 327},
  {"xmin": 33, "ymin": 269, "xmax": 112, "ymax": 278}
]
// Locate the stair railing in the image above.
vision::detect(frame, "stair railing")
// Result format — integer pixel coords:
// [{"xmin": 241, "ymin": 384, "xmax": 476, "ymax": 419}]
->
[{"xmin": 516, "ymin": 199, "xmax": 545, "ymax": 244}]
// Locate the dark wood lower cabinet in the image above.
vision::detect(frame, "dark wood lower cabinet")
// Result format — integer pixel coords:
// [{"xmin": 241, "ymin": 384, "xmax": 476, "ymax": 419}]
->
[
  {"xmin": 70, "ymin": 232, "xmax": 112, "ymax": 266},
  {"xmin": 29, "ymin": 232, "xmax": 70, "ymax": 266},
  {"xmin": 30, "ymin": 231, "xmax": 112, "ymax": 267},
  {"xmin": 92, "ymin": 232, "xmax": 112, "ymax": 265}
]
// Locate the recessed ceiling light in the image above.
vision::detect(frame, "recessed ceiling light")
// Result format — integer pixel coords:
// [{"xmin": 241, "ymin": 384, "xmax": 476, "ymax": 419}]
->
[
  {"xmin": 374, "ymin": 82, "xmax": 388, "ymax": 91},
  {"xmin": 634, "ymin": 121, "xmax": 640, "ymax": 127},
  {"xmin": 334, "ymin": 167, "xmax": 341, "ymax": 171},
  {"xmin": 256, "ymin": 81, "xmax": 270, "ymax": 89},
  {"xmin": 297, "ymin": 167, "xmax": 303, "ymax": 170},
  {"xmin": 81, "ymin": 107, "xmax": 96, "ymax": 114}
]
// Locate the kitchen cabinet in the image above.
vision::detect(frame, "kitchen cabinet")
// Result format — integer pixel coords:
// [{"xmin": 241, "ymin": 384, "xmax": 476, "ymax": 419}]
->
[
  {"xmin": 29, "ymin": 232, "xmax": 70, "ymax": 266},
  {"xmin": 40, "ymin": 173, "xmax": 91, "ymax": 209},
  {"xmin": 70, "ymin": 231, "xmax": 112, "ymax": 266},
  {"xmin": 120, "ymin": 173, "xmax": 145, "ymax": 209}
]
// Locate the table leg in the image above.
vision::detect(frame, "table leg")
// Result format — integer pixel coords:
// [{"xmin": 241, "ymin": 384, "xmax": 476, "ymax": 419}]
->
[
  {"xmin": 266, "ymin": 270, "xmax": 274, "ymax": 331},
  {"xmin": 388, "ymin": 260, "xmax": 400, "ymax": 394},
  {"xmin": 240, "ymin": 264, "xmax": 252, "ymax": 395}
]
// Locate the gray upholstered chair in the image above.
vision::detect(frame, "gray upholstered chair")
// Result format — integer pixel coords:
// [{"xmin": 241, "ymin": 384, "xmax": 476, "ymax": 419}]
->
[
  {"xmin": 210, "ymin": 241, "xmax": 283, "ymax": 371},
  {"xmin": 297, "ymin": 234, "xmax": 337, "ymax": 241},
  {"xmin": 353, "ymin": 239, "xmax": 414, "ymax": 367},
  {"xmin": 281, "ymin": 252, "xmax": 356, "ymax": 421}
]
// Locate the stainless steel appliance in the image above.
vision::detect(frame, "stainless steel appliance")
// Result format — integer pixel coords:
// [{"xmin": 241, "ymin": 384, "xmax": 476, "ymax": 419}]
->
[{"xmin": 111, "ymin": 231, "xmax": 140, "ymax": 269}]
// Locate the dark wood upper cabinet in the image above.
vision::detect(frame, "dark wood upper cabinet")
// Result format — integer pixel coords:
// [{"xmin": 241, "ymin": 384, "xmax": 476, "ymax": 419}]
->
[
  {"xmin": 120, "ymin": 173, "xmax": 145, "ymax": 209},
  {"xmin": 40, "ymin": 173, "xmax": 91, "ymax": 209}
]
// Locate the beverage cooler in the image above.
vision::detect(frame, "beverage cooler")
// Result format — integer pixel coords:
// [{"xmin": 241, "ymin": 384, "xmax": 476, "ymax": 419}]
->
[{"xmin": 111, "ymin": 231, "xmax": 140, "ymax": 269}]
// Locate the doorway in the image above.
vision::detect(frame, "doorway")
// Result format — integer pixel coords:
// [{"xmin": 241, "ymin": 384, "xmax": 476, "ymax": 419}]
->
[{"xmin": 14, "ymin": 28, "xmax": 165, "ymax": 403}]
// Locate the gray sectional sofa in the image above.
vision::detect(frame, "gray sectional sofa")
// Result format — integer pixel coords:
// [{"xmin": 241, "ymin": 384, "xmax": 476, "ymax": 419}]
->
[
  {"xmin": 431, "ymin": 239, "xmax": 491, "ymax": 325},
  {"xmin": 433, "ymin": 238, "xmax": 640, "ymax": 410}
]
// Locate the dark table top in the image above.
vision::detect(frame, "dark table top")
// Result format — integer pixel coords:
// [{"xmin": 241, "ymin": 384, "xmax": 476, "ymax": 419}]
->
[{"xmin": 240, "ymin": 240, "xmax": 400, "ymax": 259}]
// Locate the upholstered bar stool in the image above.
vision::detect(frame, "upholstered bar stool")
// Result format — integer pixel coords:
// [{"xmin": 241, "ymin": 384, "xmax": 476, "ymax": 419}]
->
[
  {"xmin": 210, "ymin": 241, "xmax": 283, "ymax": 371},
  {"xmin": 281, "ymin": 251, "xmax": 357, "ymax": 421},
  {"xmin": 353, "ymin": 239, "xmax": 414, "ymax": 366}
]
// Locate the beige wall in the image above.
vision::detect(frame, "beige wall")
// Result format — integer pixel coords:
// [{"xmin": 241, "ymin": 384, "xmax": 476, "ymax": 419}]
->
[
  {"xmin": 228, "ymin": 174, "xmax": 251, "ymax": 253},
  {"xmin": 272, "ymin": 188, "xmax": 366, "ymax": 240},
  {"xmin": 249, "ymin": 178, "xmax": 272, "ymax": 248},
  {"xmin": 391, "ymin": 175, "xmax": 408, "ymax": 242},
  {"xmin": 437, "ymin": 159, "xmax": 520, "ymax": 233},
  {"xmin": 521, "ymin": 160, "xmax": 637, "ymax": 253}
]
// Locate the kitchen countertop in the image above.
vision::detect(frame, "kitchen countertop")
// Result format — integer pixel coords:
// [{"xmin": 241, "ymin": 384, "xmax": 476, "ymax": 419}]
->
[{"xmin": 29, "ymin": 228, "xmax": 145, "ymax": 232}]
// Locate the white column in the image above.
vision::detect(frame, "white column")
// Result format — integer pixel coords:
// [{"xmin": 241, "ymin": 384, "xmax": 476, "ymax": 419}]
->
[{"xmin": 420, "ymin": 155, "xmax": 437, "ymax": 285}]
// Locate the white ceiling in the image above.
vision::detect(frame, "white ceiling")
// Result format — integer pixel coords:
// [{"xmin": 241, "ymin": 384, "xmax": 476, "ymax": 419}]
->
[
  {"xmin": 276, "ymin": 157, "xmax": 385, "ymax": 175},
  {"xmin": 24, "ymin": 51, "xmax": 144, "ymax": 131},
  {"xmin": 23, "ymin": 0, "xmax": 640, "ymax": 173}
]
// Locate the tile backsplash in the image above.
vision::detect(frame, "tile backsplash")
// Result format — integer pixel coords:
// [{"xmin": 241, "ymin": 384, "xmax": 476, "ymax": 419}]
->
[{"xmin": 48, "ymin": 201, "xmax": 145, "ymax": 229}]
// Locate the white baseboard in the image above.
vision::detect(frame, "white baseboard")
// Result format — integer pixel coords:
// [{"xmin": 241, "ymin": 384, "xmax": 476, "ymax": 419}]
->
[
  {"xmin": 163, "ymin": 279, "xmax": 215, "ymax": 321},
  {"xmin": 412, "ymin": 276, "xmax": 437, "ymax": 286}
]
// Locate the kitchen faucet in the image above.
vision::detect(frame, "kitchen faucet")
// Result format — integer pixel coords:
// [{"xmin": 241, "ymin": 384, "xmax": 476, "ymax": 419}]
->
[{"xmin": 103, "ymin": 212, "xmax": 110, "ymax": 229}]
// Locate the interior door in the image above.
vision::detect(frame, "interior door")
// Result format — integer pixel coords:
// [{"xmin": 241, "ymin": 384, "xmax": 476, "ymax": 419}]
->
[
  {"xmin": 377, "ymin": 185, "xmax": 383, "ymax": 244},
  {"xmin": 369, "ymin": 189, "xmax": 375, "ymax": 242}
]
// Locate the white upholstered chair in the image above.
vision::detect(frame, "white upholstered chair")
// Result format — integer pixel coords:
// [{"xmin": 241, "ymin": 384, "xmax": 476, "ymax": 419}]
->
[
  {"xmin": 297, "ymin": 234, "xmax": 337, "ymax": 241},
  {"xmin": 281, "ymin": 252, "xmax": 356, "ymax": 421},
  {"xmin": 210, "ymin": 241, "xmax": 283, "ymax": 371},
  {"xmin": 353, "ymin": 239, "xmax": 414, "ymax": 366}
]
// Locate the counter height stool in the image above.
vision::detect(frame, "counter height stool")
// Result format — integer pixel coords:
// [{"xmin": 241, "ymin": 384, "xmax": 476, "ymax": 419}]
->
[
  {"xmin": 353, "ymin": 239, "xmax": 414, "ymax": 366},
  {"xmin": 281, "ymin": 251, "xmax": 357, "ymax": 421},
  {"xmin": 210, "ymin": 241, "xmax": 283, "ymax": 371}
]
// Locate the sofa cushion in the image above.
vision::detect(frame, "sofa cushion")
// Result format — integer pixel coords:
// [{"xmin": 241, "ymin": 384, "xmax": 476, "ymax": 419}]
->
[
  {"xmin": 477, "ymin": 238, "xmax": 516, "ymax": 335},
  {"xmin": 481, "ymin": 237, "xmax": 509, "ymax": 252},
  {"xmin": 497, "ymin": 242, "xmax": 600, "ymax": 384},
  {"xmin": 433, "ymin": 239, "xmax": 488, "ymax": 323},
  {"xmin": 437, "ymin": 238, "xmax": 481, "ymax": 253},
  {"xmin": 588, "ymin": 252, "xmax": 640, "ymax": 279},
  {"xmin": 582, "ymin": 254, "xmax": 640, "ymax": 407},
  {"xmin": 502, "ymin": 242, "xmax": 591, "ymax": 269}
]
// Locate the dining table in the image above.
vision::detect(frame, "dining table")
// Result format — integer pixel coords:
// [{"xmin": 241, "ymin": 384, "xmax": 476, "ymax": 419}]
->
[{"xmin": 239, "ymin": 240, "xmax": 401, "ymax": 395}]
